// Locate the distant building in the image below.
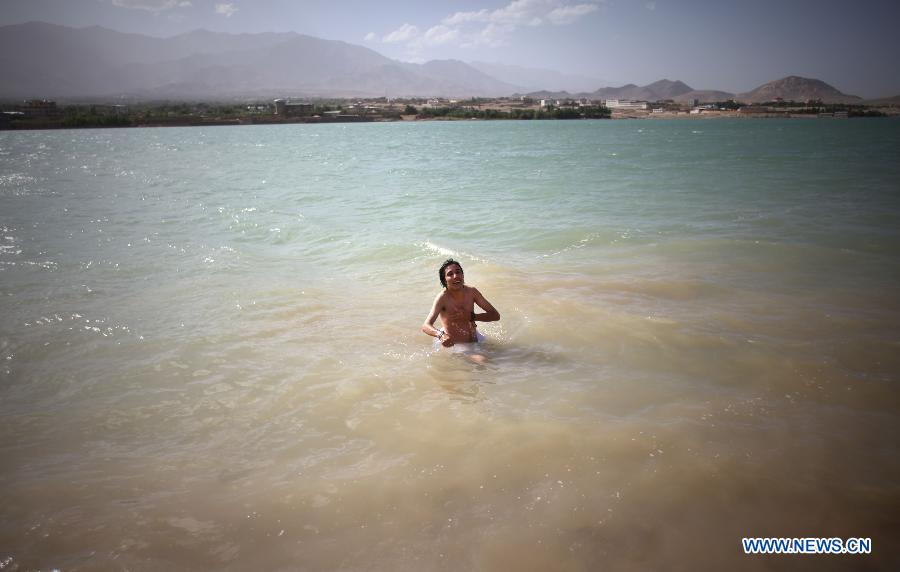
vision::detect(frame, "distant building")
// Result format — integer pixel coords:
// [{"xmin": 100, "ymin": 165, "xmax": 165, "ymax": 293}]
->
[
  {"xmin": 739, "ymin": 106, "xmax": 789, "ymax": 116},
  {"xmin": 92, "ymin": 104, "xmax": 128, "ymax": 116},
  {"xmin": 274, "ymin": 99, "xmax": 314, "ymax": 116},
  {"xmin": 18, "ymin": 99, "xmax": 60, "ymax": 117},
  {"xmin": 604, "ymin": 99, "xmax": 648, "ymax": 110}
]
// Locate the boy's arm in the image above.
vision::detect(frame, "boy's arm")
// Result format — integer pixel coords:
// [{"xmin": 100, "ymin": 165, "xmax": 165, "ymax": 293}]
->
[
  {"xmin": 422, "ymin": 293, "xmax": 451, "ymax": 345},
  {"xmin": 472, "ymin": 288, "xmax": 500, "ymax": 322}
]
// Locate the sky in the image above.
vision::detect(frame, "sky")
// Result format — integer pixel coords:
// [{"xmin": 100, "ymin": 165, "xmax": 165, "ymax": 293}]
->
[{"xmin": 2, "ymin": 0, "xmax": 899, "ymax": 98}]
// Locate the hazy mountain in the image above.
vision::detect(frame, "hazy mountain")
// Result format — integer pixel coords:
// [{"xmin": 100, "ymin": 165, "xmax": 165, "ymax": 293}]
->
[
  {"xmin": 862, "ymin": 94, "xmax": 900, "ymax": 106},
  {"xmin": 415, "ymin": 60, "xmax": 519, "ymax": 97},
  {"xmin": 102, "ymin": 33, "xmax": 403, "ymax": 98},
  {"xmin": 643, "ymin": 79, "xmax": 693, "ymax": 99},
  {"xmin": 528, "ymin": 77, "xmax": 863, "ymax": 105},
  {"xmin": 738, "ymin": 76, "xmax": 861, "ymax": 103},
  {"xmin": 585, "ymin": 80, "xmax": 713, "ymax": 102},
  {"xmin": 0, "ymin": 22, "xmax": 874, "ymax": 103},
  {"xmin": 0, "ymin": 22, "xmax": 513, "ymax": 99},
  {"xmin": 519, "ymin": 81, "xmax": 717, "ymax": 102},
  {"xmin": 520, "ymin": 90, "xmax": 576, "ymax": 99},
  {"xmin": 588, "ymin": 83, "xmax": 656, "ymax": 101},
  {"xmin": 468, "ymin": 61, "xmax": 608, "ymax": 93}
]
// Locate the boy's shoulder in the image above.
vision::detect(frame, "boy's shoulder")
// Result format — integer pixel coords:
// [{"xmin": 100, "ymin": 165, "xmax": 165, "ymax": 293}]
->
[{"xmin": 451, "ymin": 285, "xmax": 476, "ymax": 297}]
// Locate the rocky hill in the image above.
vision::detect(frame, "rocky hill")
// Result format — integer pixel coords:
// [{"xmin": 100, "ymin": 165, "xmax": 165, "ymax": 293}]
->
[
  {"xmin": 738, "ymin": 76, "xmax": 861, "ymax": 103},
  {"xmin": 643, "ymin": 79, "xmax": 693, "ymax": 99}
]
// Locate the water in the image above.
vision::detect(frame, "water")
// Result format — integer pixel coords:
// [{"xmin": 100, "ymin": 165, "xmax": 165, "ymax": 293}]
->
[{"xmin": 1, "ymin": 119, "xmax": 899, "ymax": 570}]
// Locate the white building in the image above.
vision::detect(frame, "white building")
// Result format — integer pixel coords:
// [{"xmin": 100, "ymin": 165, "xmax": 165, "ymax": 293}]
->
[{"xmin": 604, "ymin": 99, "xmax": 648, "ymax": 110}]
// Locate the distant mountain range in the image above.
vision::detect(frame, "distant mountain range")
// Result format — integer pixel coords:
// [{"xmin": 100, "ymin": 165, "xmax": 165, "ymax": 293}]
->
[
  {"xmin": 468, "ymin": 61, "xmax": 610, "ymax": 94},
  {"xmin": 0, "ymin": 22, "xmax": 885, "ymax": 104},
  {"xmin": 521, "ymin": 76, "xmax": 865, "ymax": 104},
  {"xmin": 0, "ymin": 21, "xmax": 515, "ymax": 99}
]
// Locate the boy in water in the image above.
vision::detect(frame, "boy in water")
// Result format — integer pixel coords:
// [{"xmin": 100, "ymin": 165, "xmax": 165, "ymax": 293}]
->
[{"xmin": 421, "ymin": 259, "xmax": 500, "ymax": 357}]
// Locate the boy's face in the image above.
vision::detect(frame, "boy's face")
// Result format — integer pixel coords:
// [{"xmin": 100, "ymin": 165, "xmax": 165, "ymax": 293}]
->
[{"xmin": 444, "ymin": 264, "xmax": 464, "ymax": 289}]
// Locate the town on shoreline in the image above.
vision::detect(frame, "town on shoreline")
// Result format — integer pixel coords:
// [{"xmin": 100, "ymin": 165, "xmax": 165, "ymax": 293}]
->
[{"xmin": 1, "ymin": 95, "xmax": 894, "ymax": 130}]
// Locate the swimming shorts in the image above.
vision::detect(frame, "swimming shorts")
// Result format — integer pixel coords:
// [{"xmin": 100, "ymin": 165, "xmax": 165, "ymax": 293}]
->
[{"xmin": 434, "ymin": 329, "xmax": 486, "ymax": 352}]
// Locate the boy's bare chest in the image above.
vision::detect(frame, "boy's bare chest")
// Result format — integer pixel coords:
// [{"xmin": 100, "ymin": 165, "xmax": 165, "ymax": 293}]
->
[{"xmin": 441, "ymin": 293, "xmax": 472, "ymax": 316}]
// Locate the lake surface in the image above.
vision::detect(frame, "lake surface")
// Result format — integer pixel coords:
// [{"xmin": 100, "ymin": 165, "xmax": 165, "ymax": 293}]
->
[{"xmin": 1, "ymin": 118, "xmax": 899, "ymax": 570}]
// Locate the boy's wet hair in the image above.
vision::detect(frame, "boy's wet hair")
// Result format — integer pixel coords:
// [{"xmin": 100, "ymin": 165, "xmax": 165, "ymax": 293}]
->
[{"xmin": 439, "ymin": 258, "xmax": 463, "ymax": 288}]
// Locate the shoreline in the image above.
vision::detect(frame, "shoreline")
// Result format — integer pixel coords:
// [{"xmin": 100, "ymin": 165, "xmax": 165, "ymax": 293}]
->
[
  {"xmin": 4, "ymin": 96, "xmax": 896, "ymax": 131},
  {"xmin": 2, "ymin": 109, "xmax": 896, "ymax": 132}
]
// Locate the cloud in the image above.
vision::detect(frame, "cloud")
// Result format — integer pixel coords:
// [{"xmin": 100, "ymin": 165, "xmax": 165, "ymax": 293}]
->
[
  {"xmin": 379, "ymin": 1, "xmax": 599, "ymax": 52},
  {"xmin": 547, "ymin": 3, "xmax": 598, "ymax": 24},
  {"xmin": 443, "ymin": 8, "xmax": 490, "ymax": 26},
  {"xmin": 461, "ymin": 23, "xmax": 514, "ymax": 48},
  {"xmin": 645, "ymin": 1, "xmax": 656, "ymax": 10},
  {"xmin": 383, "ymin": 23, "xmax": 419, "ymax": 44},
  {"xmin": 111, "ymin": 0, "xmax": 191, "ymax": 11},
  {"xmin": 364, "ymin": 32, "xmax": 376, "ymax": 41},
  {"xmin": 215, "ymin": 3, "xmax": 238, "ymax": 17},
  {"xmin": 444, "ymin": 0, "xmax": 597, "ymax": 27},
  {"xmin": 421, "ymin": 25, "xmax": 460, "ymax": 46}
]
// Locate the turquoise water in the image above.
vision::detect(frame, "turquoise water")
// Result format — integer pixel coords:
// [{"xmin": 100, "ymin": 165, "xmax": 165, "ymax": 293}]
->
[{"xmin": 1, "ymin": 119, "xmax": 899, "ymax": 570}]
